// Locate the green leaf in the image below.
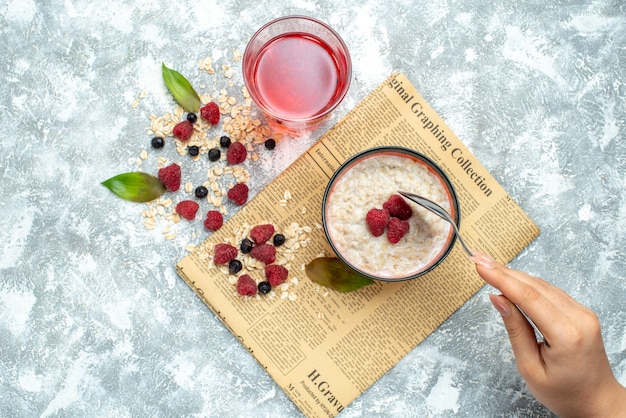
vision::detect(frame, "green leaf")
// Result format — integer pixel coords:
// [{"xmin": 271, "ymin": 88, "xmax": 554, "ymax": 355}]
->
[
  {"xmin": 305, "ymin": 257, "xmax": 375, "ymax": 292},
  {"xmin": 162, "ymin": 63, "xmax": 201, "ymax": 113},
  {"xmin": 101, "ymin": 172, "xmax": 166, "ymax": 202}
]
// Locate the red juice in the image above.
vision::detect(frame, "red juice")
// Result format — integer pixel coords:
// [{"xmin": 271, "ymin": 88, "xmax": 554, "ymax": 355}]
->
[{"xmin": 252, "ymin": 33, "xmax": 345, "ymax": 120}]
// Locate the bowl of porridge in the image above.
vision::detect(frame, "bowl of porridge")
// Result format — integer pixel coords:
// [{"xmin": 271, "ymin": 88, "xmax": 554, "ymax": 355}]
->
[{"xmin": 322, "ymin": 146, "xmax": 460, "ymax": 282}]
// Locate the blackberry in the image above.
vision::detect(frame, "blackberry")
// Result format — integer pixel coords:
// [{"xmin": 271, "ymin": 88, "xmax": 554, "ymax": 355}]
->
[
  {"xmin": 264, "ymin": 138, "xmax": 276, "ymax": 150},
  {"xmin": 194, "ymin": 185, "xmax": 208, "ymax": 199},
  {"xmin": 273, "ymin": 233, "xmax": 286, "ymax": 247},
  {"xmin": 228, "ymin": 259, "xmax": 243, "ymax": 275},
  {"xmin": 258, "ymin": 281, "xmax": 272, "ymax": 294},
  {"xmin": 219, "ymin": 135, "xmax": 231, "ymax": 148},
  {"xmin": 151, "ymin": 136, "xmax": 165, "ymax": 149},
  {"xmin": 240, "ymin": 238, "xmax": 253, "ymax": 254},
  {"xmin": 188, "ymin": 145, "xmax": 200, "ymax": 157},
  {"xmin": 208, "ymin": 148, "xmax": 221, "ymax": 162},
  {"xmin": 187, "ymin": 112, "xmax": 198, "ymax": 124}
]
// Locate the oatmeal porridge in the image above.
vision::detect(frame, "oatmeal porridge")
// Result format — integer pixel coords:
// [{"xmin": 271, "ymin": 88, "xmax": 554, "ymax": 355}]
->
[{"xmin": 323, "ymin": 149, "xmax": 457, "ymax": 280}]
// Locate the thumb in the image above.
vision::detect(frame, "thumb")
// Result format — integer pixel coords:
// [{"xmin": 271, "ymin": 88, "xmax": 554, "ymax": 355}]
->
[{"xmin": 489, "ymin": 294, "xmax": 544, "ymax": 377}]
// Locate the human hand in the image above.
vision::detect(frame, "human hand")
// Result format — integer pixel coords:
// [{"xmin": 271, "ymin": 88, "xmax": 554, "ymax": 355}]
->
[{"xmin": 471, "ymin": 252, "xmax": 626, "ymax": 418}]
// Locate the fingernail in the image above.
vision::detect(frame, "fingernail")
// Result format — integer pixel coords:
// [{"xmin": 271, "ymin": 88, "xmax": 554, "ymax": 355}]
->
[
  {"xmin": 470, "ymin": 251, "xmax": 496, "ymax": 268},
  {"xmin": 489, "ymin": 294, "xmax": 512, "ymax": 317}
]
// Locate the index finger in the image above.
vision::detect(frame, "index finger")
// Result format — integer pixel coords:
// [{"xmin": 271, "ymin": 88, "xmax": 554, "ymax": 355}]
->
[{"xmin": 471, "ymin": 254, "xmax": 573, "ymax": 340}]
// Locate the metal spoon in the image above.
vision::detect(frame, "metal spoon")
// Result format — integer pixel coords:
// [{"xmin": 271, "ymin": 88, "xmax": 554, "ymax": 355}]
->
[
  {"xmin": 398, "ymin": 191, "xmax": 473, "ymax": 257},
  {"xmin": 397, "ymin": 190, "xmax": 550, "ymax": 347}
]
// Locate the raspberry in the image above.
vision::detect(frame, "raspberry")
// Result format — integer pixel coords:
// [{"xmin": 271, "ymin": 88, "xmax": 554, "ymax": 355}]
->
[
  {"xmin": 227, "ymin": 183, "xmax": 249, "ymax": 205},
  {"xmin": 383, "ymin": 194, "xmax": 413, "ymax": 220},
  {"xmin": 173, "ymin": 120, "xmax": 194, "ymax": 141},
  {"xmin": 214, "ymin": 243, "xmax": 238, "ymax": 265},
  {"xmin": 265, "ymin": 264, "xmax": 288, "ymax": 287},
  {"xmin": 387, "ymin": 217, "xmax": 410, "ymax": 244},
  {"xmin": 236, "ymin": 274, "xmax": 257, "ymax": 296},
  {"xmin": 365, "ymin": 208, "xmax": 389, "ymax": 237},
  {"xmin": 200, "ymin": 102, "xmax": 220, "ymax": 125},
  {"xmin": 250, "ymin": 224, "xmax": 275, "ymax": 244},
  {"xmin": 204, "ymin": 210, "xmax": 223, "ymax": 231},
  {"xmin": 157, "ymin": 163, "xmax": 181, "ymax": 192},
  {"xmin": 250, "ymin": 243, "xmax": 276, "ymax": 264},
  {"xmin": 226, "ymin": 141, "xmax": 247, "ymax": 165},
  {"xmin": 175, "ymin": 200, "xmax": 199, "ymax": 220}
]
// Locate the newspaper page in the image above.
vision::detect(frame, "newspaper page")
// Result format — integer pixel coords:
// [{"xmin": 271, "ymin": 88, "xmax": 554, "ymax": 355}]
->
[{"xmin": 176, "ymin": 73, "xmax": 540, "ymax": 418}]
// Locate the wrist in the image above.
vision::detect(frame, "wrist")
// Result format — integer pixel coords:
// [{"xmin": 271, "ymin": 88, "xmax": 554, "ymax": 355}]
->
[{"xmin": 596, "ymin": 381, "xmax": 626, "ymax": 418}]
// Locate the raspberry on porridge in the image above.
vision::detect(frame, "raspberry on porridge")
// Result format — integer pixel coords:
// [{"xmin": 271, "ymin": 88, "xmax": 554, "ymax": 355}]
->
[{"xmin": 323, "ymin": 147, "xmax": 459, "ymax": 281}]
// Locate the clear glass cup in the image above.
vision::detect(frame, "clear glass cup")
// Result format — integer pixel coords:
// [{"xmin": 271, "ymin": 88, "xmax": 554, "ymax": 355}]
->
[{"xmin": 243, "ymin": 16, "xmax": 352, "ymax": 137}]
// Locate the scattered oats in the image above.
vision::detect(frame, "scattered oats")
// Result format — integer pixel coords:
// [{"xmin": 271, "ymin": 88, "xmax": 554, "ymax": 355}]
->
[
  {"xmin": 185, "ymin": 182, "xmax": 194, "ymax": 193},
  {"xmin": 233, "ymin": 49, "xmax": 242, "ymax": 61},
  {"xmin": 279, "ymin": 283, "xmax": 290, "ymax": 291},
  {"xmin": 164, "ymin": 232, "xmax": 176, "ymax": 240},
  {"xmin": 302, "ymin": 225, "xmax": 312, "ymax": 233},
  {"xmin": 199, "ymin": 56, "xmax": 215, "ymax": 74},
  {"xmin": 288, "ymin": 293, "xmax": 297, "ymax": 301},
  {"xmin": 185, "ymin": 244, "xmax": 196, "ymax": 252},
  {"xmin": 132, "ymin": 98, "xmax": 141, "ymax": 109},
  {"xmin": 140, "ymin": 149, "xmax": 148, "ymax": 160},
  {"xmin": 280, "ymin": 292, "xmax": 289, "ymax": 300},
  {"xmin": 162, "ymin": 225, "xmax": 171, "ymax": 234},
  {"xmin": 144, "ymin": 219, "xmax": 155, "ymax": 230},
  {"xmin": 136, "ymin": 158, "xmax": 143, "ymax": 166},
  {"xmin": 291, "ymin": 277, "xmax": 299, "ymax": 285}
]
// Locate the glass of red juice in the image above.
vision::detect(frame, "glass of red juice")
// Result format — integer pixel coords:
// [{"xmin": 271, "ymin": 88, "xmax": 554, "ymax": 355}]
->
[{"xmin": 243, "ymin": 16, "xmax": 352, "ymax": 136}]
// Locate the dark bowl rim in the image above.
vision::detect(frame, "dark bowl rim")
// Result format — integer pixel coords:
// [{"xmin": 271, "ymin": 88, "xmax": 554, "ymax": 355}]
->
[{"xmin": 321, "ymin": 146, "xmax": 461, "ymax": 282}]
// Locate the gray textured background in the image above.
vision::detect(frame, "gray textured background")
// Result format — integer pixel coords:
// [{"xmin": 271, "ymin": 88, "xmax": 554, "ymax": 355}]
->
[{"xmin": 1, "ymin": 0, "xmax": 625, "ymax": 417}]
